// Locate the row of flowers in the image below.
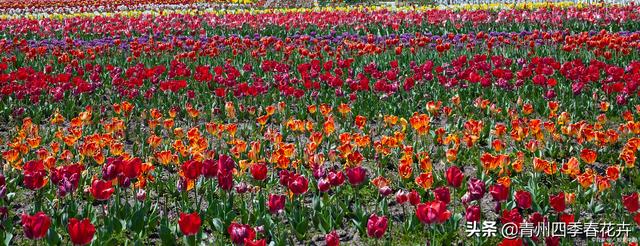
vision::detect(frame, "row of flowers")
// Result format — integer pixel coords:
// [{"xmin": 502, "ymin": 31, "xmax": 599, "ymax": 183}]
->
[
  {"xmin": 0, "ymin": 0, "xmax": 257, "ymax": 12},
  {"xmin": 1, "ymin": 90, "xmax": 640, "ymax": 244},
  {"xmin": 2, "ymin": 4, "xmax": 638, "ymax": 35}
]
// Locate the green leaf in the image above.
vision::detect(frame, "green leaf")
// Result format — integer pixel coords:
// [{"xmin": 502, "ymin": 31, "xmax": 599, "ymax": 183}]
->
[
  {"xmin": 3, "ymin": 233, "xmax": 13, "ymax": 246},
  {"xmin": 160, "ymin": 224, "xmax": 175, "ymax": 246},
  {"xmin": 130, "ymin": 208, "xmax": 146, "ymax": 233},
  {"xmin": 211, "ymin": 218, "xmax": 224, "ymax": 233}
]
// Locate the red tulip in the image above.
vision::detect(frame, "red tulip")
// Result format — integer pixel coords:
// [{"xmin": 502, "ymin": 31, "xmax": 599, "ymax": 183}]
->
[
  {"xmin": 346, "ymin": 166, "xmax": 367, "ymax": 186},
  {"xmin": 267, "ymin": 194, "xmax": 285, "ymax": 214},
  {"xmin": 465, "ymin": 205, "xmax": 481, "ymax": 222},
  {"xmin": 317, "ymin": 178, "xmax": 331, "ymax": 192},
  {"xmin": 634, "ymin": 213, "xmax": 640, "ymax": 226},
  {"xmin": 366, "ymin": 214, "xmax": 388, "ymax": 239},
  {"xmin": 558, "ymin": 213, "xmax": 574, "ymax": 224},
  {"xmin": 228, "ymin": 222, "xmax": 256, "ymax": 245},
  {"xmin": 433, "ymin": 187, "xmax": 451, "ymax": 205},
  {"xmin": 217, "ymin": 170, "xmax": 234, "ymax": 191},
  {"xmin": 68, "ymin": 218, "xmax": 96, "ymax": 246},
  {"xmin": 178, "ymin": 212, "xmax": 201, "ymax": 236},
  {"xmin": 325, "ymin": 231, "xmax": 340, "ymax": 246},
  {"xmin": 622, "ymin": 192, "xmax": 639, "ymax": 213},
  {"xmin": 122, "ymin": 157, "xmax": 143, "ymax": 179},
  {"xmin": 181, "ymin": 159, "xmax": 202, "ymax": 180},
  {"xmin": 500, "ymin": 208, "xmax": 523, "ymax": 225},
  {"xmin": 445, "ymin": 166, "xmax": 464, "ymax": 188},
  {"xmin": 327, "ymin": 170, "xmax": 345, "ymax": 186},
  {"xmin": 395, "ymin": 190, "xmax": 408, "ymax": 204},
  {"xmin": 489, "ymin": 183, "xmax": 509, "ymax": 202},
  {"xmin": 408, "ymin": 190, "xmax": 421, "ymax": 206},
  {"xmin": 250, "ymin": 162, "xmax": 268, "ymax": 181},
  {"xmin": 416, "ymin": 200, "xmax": 451, "ymax": 224},
  {"xmin": 21, "ymin": 212, "xmax": 51, "ymax": 240},
  {"xmin": 278, "ymin": 170, "xmax": 291, "ymax": 186},
  {"xmin": 528, "ymin": 212, "xmax": 545, "ymax": 226},
  {"xmin": 549, "ymin": 192, "xmax": 566, "ymax": 212},
  {"xmin": 90, "ymin": 178, "xmax": 115, "ymax": 201},
  {"xmin": 514, "ymin": 190, "xmax": 532, "ymax": 209},
  {"xmin": 466, "ymin": 178, "xmax": 485, "ymax": 201},
  {"xmin": 201, "ymin": 159, "xmax": 218, "ymax": 178},
  {"xmin": 287, "ymin": 174, "xmax": 308, "ymax": 195},
  {"xmin": 23, "ymin": 160, "xmax": 48, "ymax": 191}
]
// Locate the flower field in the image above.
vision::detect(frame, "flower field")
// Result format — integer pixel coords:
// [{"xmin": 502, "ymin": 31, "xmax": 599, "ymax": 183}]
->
[{"xmin": 1, "ymin": 1, "xmax": 640, "ymax": 245}]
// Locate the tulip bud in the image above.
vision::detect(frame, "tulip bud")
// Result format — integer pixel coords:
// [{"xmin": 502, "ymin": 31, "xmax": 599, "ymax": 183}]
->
[
  {"xmin": 136, "ymin": 189, "xmax": 146, "ymax": 201},
  {"xmin": 235, "ymin": 182, "xmax": 249, "ymax": 194},
  {"xmin": 378, "ymin": 186, "xmax": 392, "ymax": 197}
]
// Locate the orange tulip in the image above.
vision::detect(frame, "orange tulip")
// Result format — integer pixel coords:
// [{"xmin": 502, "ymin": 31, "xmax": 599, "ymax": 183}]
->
[
  {"xmin": 398, "ymin": 164, "xmax": 412, "ymax": 179},
  {"xmin": 580, "ymin": 149, "xmax": 597, "ymax": 164},
  {"xmin": 415, "ymin": 172, "xmax": 433, "ymax": 190},
  {"xmin": 561, "ymin": 157, "xmax": 580, "ymax": 177}
]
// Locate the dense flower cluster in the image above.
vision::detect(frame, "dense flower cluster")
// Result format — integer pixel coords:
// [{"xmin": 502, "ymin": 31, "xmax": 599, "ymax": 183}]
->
[{"xmin": 0, "ymin": 2, "xmax": 639, "ymax": 245}]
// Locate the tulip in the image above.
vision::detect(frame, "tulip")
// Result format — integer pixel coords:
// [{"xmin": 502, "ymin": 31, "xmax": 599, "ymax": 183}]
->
[
  {"xmin": 218, "ymin": 155, "xmax": 236, "ymax": 173},
  {"xmin": 317, "ymin": 178, "xmax": 331, "ymax": 192},
  {"xmin": 445, "ymin": 166, "xmax": 464, "ymax": 188},
  {"xmin": 467, "ymin": 178, "xmax": 485, "ymax": 201},
  {"xmin": 528, "ymin": 212, "xmax": 545, "ymax": 226},
  {"xmin": 408, "ymin": 190, "xmax": 421, "ymax": 206},
  {"xmin": 178, "ymin": 212, "xmax": 201, "ymax": 236},
  {"xmin": 228, "ymin": 222, "xmax": 256, "ymax": 245},
  {"xmin": 489, "ymin": 183, "xmax": 509, "ymax": 202},
  {"xmin": 395, "ymin": 190, "xmax": 408, "ymax": 204},
  {"xmin": 549, "ymin": 192, "xmax": 566, "ymax": 212},
  {"xmin": 622, "ymin": 193, "xmax": 639, "ymax": 213},
  {"xmin": 346, "ymin": 166, "xmax": 367, "ymax": 186},
  {"xmin": 327, "ymin": 171, "xmax": 345, "ymax": 186},
  {"xmin": 278, "ymin": 170, "xmax": 291, "ymax": 186},
  {"xmin": 217, "ymin": 171, "xmax": 234, "ymax": 191},
  {"xmin": 501, "ymin": 208, "xmax": 523, "ymax": 225},
  {"xmin": 181, "ymin": 159, "xmax": 202, "ymax": 180},
  {"xmin": 325, "ymin": 231, "xmax": 340, "ymax": 246},
  {"xmin": 235, "ymin": 182, "xmax": 249, "ymax": 194},
  {"xmin": 287, "ymin": 174, "xmax": 309, "ymax": 195},
  {"xmin": 378, "ymin": 186, "xmax": 393, "ymax": 197},
  {"xmin": 366, "ymin": 214, "xmax": 388, "ymax": 239},
  {"xmin": 23, "ymin": 161, "xmax": 48, "ymax": 191},
  {"xmin": 514, "ymin": 190, "xmax": 533, "ymax": 210},
  {"xmin": 68, "ymin": 218, "xmax": 96, "ymax": 246},
  {"xmin": 465, "ymin": 205, "xmax": 481, "ymax": 222},
  {"xmin": 201, "ymin": 159, "xmax": 218, "ymax": 178},
  {"xmin": 136, "ymin": 189, "xmax": 146, "ymax": 201},
  {"xmin": 90, "ymin": 178, "xmax": 115, "ymax": 201},
  {"xmin": 433, "ymin": 187, "xmax": 451, "ymax": 205},
  {"xmin": 250, "ymin": 162, "xmax": 268, "ymax": 181},
  {"xmin": 558, "ymin": 213, "xmax": 574, "ymax": 224},
  {"xmin": 416, "ymin": 200, "xmax": 451, "ymax": 224},
  {"xmin": 21, "ymin": 212, "xmax": 51, "ymax": 240},
  {"xmin": 267, "ymin": 194, "xmax": 286, "ymax": 214},
  {"xmin": 122, "ymin": 157, "xmax": 143, "ymax": 179}
]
